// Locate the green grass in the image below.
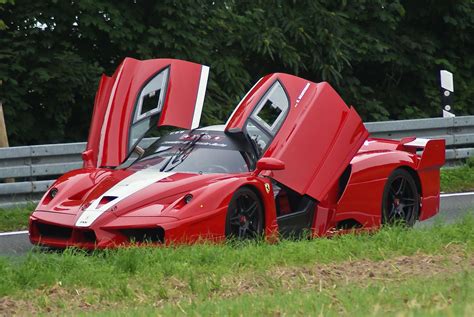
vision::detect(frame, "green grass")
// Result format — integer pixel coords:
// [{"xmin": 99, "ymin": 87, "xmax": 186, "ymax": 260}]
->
[
  {"xmin": 441, "ymin": 159, "xmax": 474, "ymax": 193},
  {"xmin": 0, "ymin": 203, "xmax": 35, "ymax": 231},
  {"xmin": 0, "ymin": 216, "xmax": 473, "ymax": 315},
  {"xmin": 106, "ymin": 272, "xmax": 473, "ymax": 317}
]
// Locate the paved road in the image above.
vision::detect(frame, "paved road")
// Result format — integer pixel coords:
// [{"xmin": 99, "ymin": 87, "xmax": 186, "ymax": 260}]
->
[
  {"xmin": 0, "ymin": 231, "xmax": 30, "ymax": 256},
  {"xmin": 416, "ymin": 192, "xmax": 474, "ymax": 227},
  {"xmin": 1, "ymin": 192, "xmax": 473, "ymax": 257}
]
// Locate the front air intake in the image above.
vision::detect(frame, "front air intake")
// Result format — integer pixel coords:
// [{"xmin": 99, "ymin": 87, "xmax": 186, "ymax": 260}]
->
[
  {"xmin": 120, "ymin": 227, "xmax": 165, "ymax": 243},
  {"xmin": 36, "ymin": 222, "xmax": 73, "ymax": 240},
  {"xmin": 76, "ymin": 229, "xmax": 97, "ymax": 244}
]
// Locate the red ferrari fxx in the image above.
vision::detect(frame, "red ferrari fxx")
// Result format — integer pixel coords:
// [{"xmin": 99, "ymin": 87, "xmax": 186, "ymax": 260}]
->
[{"xmin": 29, "ymin": 58, "xmax": 445, "ymax": 249}]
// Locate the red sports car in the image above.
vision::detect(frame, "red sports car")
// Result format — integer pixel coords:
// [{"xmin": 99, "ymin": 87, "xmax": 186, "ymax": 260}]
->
[{"xmin": 29, "ymin": 58, "xmax": 445, "ymax": 249}]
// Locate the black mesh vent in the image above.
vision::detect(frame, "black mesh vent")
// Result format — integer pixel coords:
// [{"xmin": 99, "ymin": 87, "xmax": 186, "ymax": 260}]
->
[
  {"xmin": 78, "ymin": 229, "xmax": 97, "ymax": 243},
  {"xmin": 36, "ymin": 222, "xmax": 72, "ymax": 240},
  {"xmin": 120, "ymin": 227, "xmax": 165, "ymax": 243}
]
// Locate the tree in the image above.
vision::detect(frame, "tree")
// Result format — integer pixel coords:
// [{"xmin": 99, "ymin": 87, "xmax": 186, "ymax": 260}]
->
[{"xmin": 0, "ymin": 0, "xmax": 473, "ymax": 145}]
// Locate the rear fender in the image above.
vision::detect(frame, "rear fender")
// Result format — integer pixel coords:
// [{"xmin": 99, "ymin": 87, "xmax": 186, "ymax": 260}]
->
[
  {"xmin": 335, "ymin": 151, "xmax": 419, "ymax": 228},
  {"xmin": 400, "ymin": 138, "xmax": 446, "ymax": 220}
]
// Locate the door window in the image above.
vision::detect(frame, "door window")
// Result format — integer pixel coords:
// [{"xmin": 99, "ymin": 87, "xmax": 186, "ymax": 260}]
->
[
  {"xmin": 134, "ymin": 68, "xmax": 169, "ymax": 122},
  {"xmin": 129, "ymin": 68, "xmax": 169, "ymax": 151},
  {"xmin": 244, "ymin": 81, "xmax": 289, "ymax": 156},
  {"xmin": 251, "ymin": 81, "xmax": 288, "ymax": 133}
]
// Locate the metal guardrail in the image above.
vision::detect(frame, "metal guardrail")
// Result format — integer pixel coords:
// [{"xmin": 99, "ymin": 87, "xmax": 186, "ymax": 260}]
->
[
  {"xmin": 367, "ymin": 116, "xmax": 474, "ymax": 162},
  {"xmin": 0, "ymin": 116, "xmax": 473, "ymax": 208}
]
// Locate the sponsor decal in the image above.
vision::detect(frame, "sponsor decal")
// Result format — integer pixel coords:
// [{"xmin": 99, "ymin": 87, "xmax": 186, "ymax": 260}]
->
[
  {"xmin": 179, "ymin": 134, "xmax": 221, "ymax": 141},
  {"xmin": 294, "ymin": 82, "xmax": 310, "ymax": 107},
  {"xmin": 161, "ymin": 140, "xmax": 227, "ymax": 148}
]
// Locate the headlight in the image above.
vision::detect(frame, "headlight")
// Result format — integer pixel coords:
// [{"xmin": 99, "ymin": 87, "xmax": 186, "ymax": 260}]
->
[
  {"xmin": 173, "ymin": 194, "xmax": 194, "ymax": 209},
  {"xmin": 49, "ymin": 188, "xmax": 58, "ymax": 199},
  {"xmin": 184, "ymin": 194, "xmax": 193, "ymax": 204}
]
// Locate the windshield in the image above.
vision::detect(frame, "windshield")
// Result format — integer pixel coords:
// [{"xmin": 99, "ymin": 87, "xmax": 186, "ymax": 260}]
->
[{"xmin": 130, "ymin": 130, "xmax": 250, "ymax": 174}]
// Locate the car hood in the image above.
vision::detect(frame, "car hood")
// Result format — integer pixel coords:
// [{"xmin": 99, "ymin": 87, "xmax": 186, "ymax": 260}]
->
[{"xmin": 37, "ymin": 167, "xmax": 236, "ymax": 222}]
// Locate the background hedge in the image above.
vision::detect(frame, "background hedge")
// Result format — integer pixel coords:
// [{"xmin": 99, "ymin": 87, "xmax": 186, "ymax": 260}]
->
[{"xmin": 1, "ymin": 0, "xmax": 473, "ymax": 145}]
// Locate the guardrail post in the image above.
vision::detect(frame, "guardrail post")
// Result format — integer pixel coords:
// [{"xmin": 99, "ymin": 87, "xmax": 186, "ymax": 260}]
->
[{"xmin": 440, "ymin": 70, "xmax": 455, "ymax": 117}]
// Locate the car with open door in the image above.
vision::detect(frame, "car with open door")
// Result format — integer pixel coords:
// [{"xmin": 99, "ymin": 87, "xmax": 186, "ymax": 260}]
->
[{"xmin": 29, "ymin": 58, "xmax": 445, "ymax": 249}]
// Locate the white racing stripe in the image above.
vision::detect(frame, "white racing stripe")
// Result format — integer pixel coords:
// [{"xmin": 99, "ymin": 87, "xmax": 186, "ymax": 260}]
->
[
  {"xmin": 97, "ymin": 62, "xmax": 125, "ymax": 168},
  {"xmin": 191, "ymin": 65, "xmax": 210, "ymax": 130},
  {"xmin": 75, "ymin": 170, "xmax": 175, "ymax": 227}
]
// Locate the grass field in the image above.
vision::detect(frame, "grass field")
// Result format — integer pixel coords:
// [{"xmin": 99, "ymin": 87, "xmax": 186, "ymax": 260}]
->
[
  {"xmin": 115, "ymin": 273, "xmax": 473, "ymax": 316},
  {"xmin": 0, "ymin": 203, "xmax": 34, "ymax": 232},
  {"xmin": 440, "ymin": 162, "xmax": 474, "ymax": 193},
  {"xmin": 0, "ymin": 216, "xmax": 473, "ymax": 315}
]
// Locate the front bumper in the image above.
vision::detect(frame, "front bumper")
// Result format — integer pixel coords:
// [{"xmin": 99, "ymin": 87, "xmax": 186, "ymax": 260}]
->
[{"xmin": 29, "ymin": 206, "xmax": 228, "ymax": 249}]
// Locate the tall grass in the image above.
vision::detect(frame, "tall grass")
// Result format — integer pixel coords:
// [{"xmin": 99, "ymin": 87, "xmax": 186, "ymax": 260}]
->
[
  {"xmin": 108, "ymin": 272, "xmax": 473, "ymax": 317},
  {"xmin": 0, "ymin": 203, "xmax": 35, "ymax": 231},
  {"xmin": 0, "ymin": 216, "xmax": 472, "ymax": 298},
  {"xmin": 441, "ymin": 157, "xmax": 474, "ymax": 193}
]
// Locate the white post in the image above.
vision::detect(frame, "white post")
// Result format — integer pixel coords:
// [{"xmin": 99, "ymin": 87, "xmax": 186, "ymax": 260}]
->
[{"xmin": 440, "ymin": 70, "xmax": 455, "ymax": 117}]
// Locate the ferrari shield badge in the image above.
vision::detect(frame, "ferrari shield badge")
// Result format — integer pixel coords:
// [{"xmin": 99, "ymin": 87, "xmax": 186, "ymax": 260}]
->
[{"xmin": 264, "ymin": 183, "xmax": 271, "ymax": 194}]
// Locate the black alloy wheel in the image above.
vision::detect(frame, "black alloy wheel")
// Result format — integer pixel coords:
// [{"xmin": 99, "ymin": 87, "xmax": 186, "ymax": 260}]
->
[
  {"xmin": 226, "ymin": 187, "xmax": 264, "ymax": 239},
  {"xmin": 382, "ymin": 169, "xmax": 420, "ymax": 227}
]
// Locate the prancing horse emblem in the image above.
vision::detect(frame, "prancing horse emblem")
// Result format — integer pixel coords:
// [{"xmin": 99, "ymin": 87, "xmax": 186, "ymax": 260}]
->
[{"xmin": 264, "ymin": 183, "xmax": 271, "ymax": 194}]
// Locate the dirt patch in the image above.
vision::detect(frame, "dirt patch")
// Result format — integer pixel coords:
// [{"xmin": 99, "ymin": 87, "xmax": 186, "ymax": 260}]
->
[
  {"xmin": 0, "ymin": 297, "xmax": 18, "ymax": 315},
  {"xmin": 222, "ymin": 244, "xmax": 473, "ymax": 296},
  {"xmin": 275, "ymin": 251, "xmax": 472, "ymax": 291},
  {"xmin": 279, "ymin": 250, "xmax": 468, "ymax": 283}
]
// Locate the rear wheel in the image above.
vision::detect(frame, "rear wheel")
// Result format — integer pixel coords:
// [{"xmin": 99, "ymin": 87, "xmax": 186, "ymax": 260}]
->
[
  {"xmin": 225, "ymin": 187, "xmax": 264, "ymax": 239},
  {"xmin": 382, "ymin": 169, "xmax": 420, "ymax": 227}
]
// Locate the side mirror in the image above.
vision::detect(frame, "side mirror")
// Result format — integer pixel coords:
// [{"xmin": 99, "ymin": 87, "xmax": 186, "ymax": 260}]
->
[{"xmin": 253, "ymin": 158, "xmax": 285, "ymax": 176}]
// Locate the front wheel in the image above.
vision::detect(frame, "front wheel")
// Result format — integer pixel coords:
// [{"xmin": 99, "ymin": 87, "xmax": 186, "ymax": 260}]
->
[
  {"xmin": 382, "ymin": 169, "xmax": 420, "ymax": 227},
  {"xmin": 225, "ymin": 187, "xmax": 264, "ymax": 240}
]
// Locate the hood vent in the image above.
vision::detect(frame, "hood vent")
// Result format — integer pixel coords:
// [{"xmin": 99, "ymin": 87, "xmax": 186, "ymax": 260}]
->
[{"xmin": 97, "ymin": 196, "xmax": 118, "ymax": 208}]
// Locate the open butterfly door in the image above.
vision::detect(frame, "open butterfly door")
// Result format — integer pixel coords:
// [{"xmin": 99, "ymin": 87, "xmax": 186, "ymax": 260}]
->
[
  {"xmin": 83, "ymin": 58, "xmax": 209, "ymax": 168},
  {"xmin": 226, "ymin": 73, "xmax": 369, "ymax": 202}
]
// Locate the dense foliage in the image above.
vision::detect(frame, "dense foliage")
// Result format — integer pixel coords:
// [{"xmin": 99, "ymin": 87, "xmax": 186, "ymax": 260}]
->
[{"xmin": 0, "ymin": 0, "xmax": 473, "ymax": 145}]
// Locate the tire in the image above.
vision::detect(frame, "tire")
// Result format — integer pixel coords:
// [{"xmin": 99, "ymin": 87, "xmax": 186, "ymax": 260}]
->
[
  {"xmin": 225, "ymin": 187, "xmax": 264, "ymax": 239},
  {"xmin": 382, "ymin": 169, "xmax": 420, "ymax": 227}
]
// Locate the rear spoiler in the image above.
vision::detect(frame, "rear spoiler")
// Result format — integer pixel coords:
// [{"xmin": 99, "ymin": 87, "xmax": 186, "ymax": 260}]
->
[{"xmin": 397, "ymin": 137, "xmax": 446, "ymax": 170}]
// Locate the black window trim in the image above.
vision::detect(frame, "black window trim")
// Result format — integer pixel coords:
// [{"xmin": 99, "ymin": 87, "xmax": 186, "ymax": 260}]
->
[
  {"xmin": 251, "ymin": 81, "xmax": 289, "ymax": 134},
  {"xmin": 133, "ymin": 66, "xmax": 170, "ymax": 124},
  {"xmin": 243, "ymin": 79, "xmax": 290, "ymax": 157},
  {"xmin": 124, "ymin": 65, "xmax": 171, "ymax": 164}
]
